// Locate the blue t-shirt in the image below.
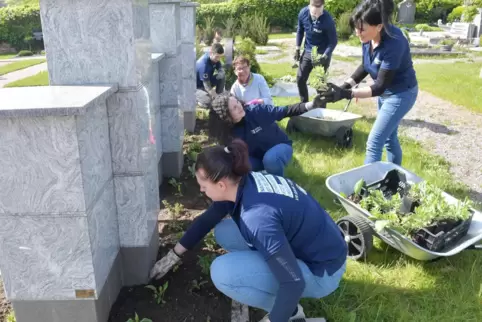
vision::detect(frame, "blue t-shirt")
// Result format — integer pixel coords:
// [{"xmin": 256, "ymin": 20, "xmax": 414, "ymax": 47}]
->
[
  {"xmin": 196, "ymin": 52, "xmax": 221, "ymax": 89},
  {"xmin": 296, "ymin": 6, "xmax": 338, "ymax": 55},
  {"xmin": 362, "ymin": 25, "xmax": 418, "ymax": 95},
  {"xmin": 232, "ymin": 104, "xmax": 292, "ymax": 160}
]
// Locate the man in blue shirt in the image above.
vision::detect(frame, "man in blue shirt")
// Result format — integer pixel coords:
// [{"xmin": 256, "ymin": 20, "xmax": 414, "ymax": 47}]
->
[
  {"xmin": 196, "ymin": 43, "xmax": 226, "ymax": 108},
  {"xmin": 295, "ymin": 0, "xmax": 338, "ymax": 103}
]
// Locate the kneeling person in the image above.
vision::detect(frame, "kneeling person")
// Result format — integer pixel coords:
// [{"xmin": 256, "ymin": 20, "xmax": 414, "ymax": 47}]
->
[{"xmin": 196, "ymin": 43, "xmax": 226, "ymax": 108}]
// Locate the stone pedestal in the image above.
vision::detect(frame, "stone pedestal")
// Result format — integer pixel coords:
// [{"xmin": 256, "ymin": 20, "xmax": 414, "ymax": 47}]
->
[
  {"xmin": 0, "ymin": 86, "xmax": 120, "ymax": 322},
  {"xmin": 180, "ymin": 2, "xmax": 200, "ymax": 133},
  {"xmin": 150, "ymin": 0, "xmax": 185, "ymax": 178}
]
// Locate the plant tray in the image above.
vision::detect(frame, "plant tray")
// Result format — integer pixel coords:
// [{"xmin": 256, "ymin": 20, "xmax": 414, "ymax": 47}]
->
[
  {"xmin": 361, "ymin": 169, "xmax": 411, "ymax": 199},
  {"xmin": 412, "ymin": 214, "xmax": 474, "ymax": 252}
]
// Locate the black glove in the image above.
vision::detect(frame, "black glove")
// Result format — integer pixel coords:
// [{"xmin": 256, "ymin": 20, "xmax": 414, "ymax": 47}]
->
[
  {"xmin": 312, "ymin": 53, "xmax": 328, "ymax": 67},
  {"xmin": 340, "ymin": 82, "xmax": 352, "ymax": 90},
  {"xmin": 318, "ymin": 83, "xmax": 352, "ymax": 103},
  {"xmin": 294, "ymin": 49, "xmax": 301, "ymax": 61},
  {"xmin": 313, "ymin": 94, "xmax": 328, "ymax": 108}
]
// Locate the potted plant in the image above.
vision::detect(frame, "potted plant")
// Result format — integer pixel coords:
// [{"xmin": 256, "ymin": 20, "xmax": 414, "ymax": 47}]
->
[{"xmin": 440, "ymin": 39, "xmax": 455, "ymax": 51}]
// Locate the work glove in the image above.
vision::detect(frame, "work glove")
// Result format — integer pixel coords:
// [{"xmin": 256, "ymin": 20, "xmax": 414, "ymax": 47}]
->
[
  {"xmin": 312, "ymin": 53, "xmax": 328, "ymax": 67},
  {"xmin": 216, "ymin": 68, "xmax": 225, "ymax": 80},
  {"xmin": 318, "ymin": 83, "xmax": 352, "ymax": 103},
  {"xmin": 149, "ymin": 249, "xmax": 182, "ymax": 280},
  {"xmin": 312, "ymin": 94, "xmax": 328, "ymax": 108},
  {"xmin": 294, "ymin": 49, "xmax": 301, "ymax": 61}
]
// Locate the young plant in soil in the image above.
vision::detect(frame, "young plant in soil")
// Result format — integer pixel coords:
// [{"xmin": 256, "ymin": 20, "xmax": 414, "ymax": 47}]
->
[
  {"xmin": 145, "ymin": 281, "xmax": 169, "ymax": 306},
  {"xmin": 189, "ymin": 279, "xmax": 208, "ymax": 294},
  {"xmin": 203, "ymin": 231, "xmax": 217, "ymax": 252},
  {"xmin": 162, "ymin": 200, "xmax": 185, "ymax": 232},
  {"xmin": 127, "ymin": 312, "xmax": 152, "ymax": 322},
  {"xmin": 197, "ymin": 254, "xmax": 217, "ymax": 275},
  {"xmin": 168, "ymin": 178, "xmax": 183, "ymax": 197}
]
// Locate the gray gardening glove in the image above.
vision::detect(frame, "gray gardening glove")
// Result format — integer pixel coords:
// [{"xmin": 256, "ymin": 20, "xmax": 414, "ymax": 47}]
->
[
  {"xmin": 149, "ymin": 249, "xmax": 181, "ymax": 280},
  {"xmin": 216, "ymin": 68, "xmax": 225, "ymax": 80}
]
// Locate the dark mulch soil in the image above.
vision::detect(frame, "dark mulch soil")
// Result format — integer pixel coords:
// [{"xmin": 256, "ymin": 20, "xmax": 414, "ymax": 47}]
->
[{"xmin": 109, "ymin": 117, "xmax": 237, "ymax": 322}]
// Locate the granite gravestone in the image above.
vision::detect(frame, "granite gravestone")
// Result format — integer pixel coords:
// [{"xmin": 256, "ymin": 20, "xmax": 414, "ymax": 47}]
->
[{"xmin": 398, "ymin": 0, "xmax": 416, "ymax": 24}]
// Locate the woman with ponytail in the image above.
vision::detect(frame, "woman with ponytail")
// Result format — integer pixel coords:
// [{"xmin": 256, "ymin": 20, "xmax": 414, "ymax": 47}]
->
[
  {"xmin": 150, "ymin": 139, "xmax": 347, "ymax": 322},
  {"xmin": 318, "ymin": 0, "xmax": 418, "ymax": 166}
]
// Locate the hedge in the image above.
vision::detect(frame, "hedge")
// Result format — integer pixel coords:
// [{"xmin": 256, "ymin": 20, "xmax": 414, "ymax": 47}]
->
[{"xmin": 0, "ymin": 5, "xmax": 42, "ymax": 51}]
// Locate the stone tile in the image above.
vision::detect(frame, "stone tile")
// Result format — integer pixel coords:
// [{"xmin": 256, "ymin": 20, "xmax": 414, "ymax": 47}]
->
[
  {"xmin": 76, "ymin": 99, "xmax": 113, "ymax": 211},
  {"xmin": 155, "ymin": 108, "xmax": 163, "ymax": 162},
  {"xmin": 0, "ymin": 216, "xmax": 95, "ymax": 300},
  {"xmin": 159, "ymin": 81, "xmax": 181, "ymax": 106},
  {"xmin": 149, "ymin": 3, "xmax": 180, "ymax": 55},
  {"xmin": 160, "ymin": 107, "xmax": 184, "ymax": 152},
  {"xmin": 87, "ymin": 180, "xmax": 120, "ymax": 293},
  {"xmin": 40, "ymin": 0, "xmax": 152, "ymax": 88},
  {"xmin": 107, "ymin": 90, "xmax": 154, "ymax": 175},
  {"xmin": 0, "ymin": 115, "xmax": 85, "ymax": 214},
  {"xmin": 150, "ymin": 60, "xmax": 161, "ymax": 110},
  {"xmin": 181, "ymin": 43, "xmax": 196, "ymax": 79},
  {"xmin": 181, "ymin": 78, "xmax": 197, "ymax": 112},
  {"xmin": 180, "ymin": 5, "xmax": 196, "ymax": 43},
  {"xmin": 158, "ymin": 56, "xmax": 181, "ymax": 82}
]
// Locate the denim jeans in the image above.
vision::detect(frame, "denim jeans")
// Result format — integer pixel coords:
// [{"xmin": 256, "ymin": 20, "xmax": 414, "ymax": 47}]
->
[
  {"xmin": 249, "ymin": 143, "xmax": 293, "ymax": 177},
  {"xmin": 365, "ymin": 85, "xmax": 419, "ymax": 165},
  {"xmin": 210, "ymin": 219, "xmax": 347, "ymax": 313}
]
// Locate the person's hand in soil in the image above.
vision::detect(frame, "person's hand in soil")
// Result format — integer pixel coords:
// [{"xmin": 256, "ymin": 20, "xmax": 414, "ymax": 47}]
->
[{"xmin": 149, "ymin": 248, "xmax": 183, "ymax": 280}]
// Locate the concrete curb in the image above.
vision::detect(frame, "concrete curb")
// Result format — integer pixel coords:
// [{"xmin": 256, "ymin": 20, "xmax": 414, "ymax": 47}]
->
[{"xmin": 231, "ymin": 300, "xmax": 249, "ymax": 322}]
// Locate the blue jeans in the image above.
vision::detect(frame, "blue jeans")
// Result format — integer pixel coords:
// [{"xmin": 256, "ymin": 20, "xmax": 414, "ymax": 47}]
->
[
  {"xmin": 365, "ymin": 86, "xmax": 418, "ymax": 165},
  {"xmin": 249, "ymin": 143, "xmax": 293, "ymax": 177},
  {"xmin": 210, "ymin": 219, "xmax": 347, "ymax": 313}
]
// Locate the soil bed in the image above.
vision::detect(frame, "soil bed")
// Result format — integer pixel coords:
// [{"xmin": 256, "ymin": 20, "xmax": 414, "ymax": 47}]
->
[{"xmin": 109, "ymin": 118, "xmax": 233, "ymax": 322}]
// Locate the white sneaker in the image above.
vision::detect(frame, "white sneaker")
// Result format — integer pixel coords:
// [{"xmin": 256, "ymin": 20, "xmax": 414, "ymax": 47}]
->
[{"xmin": 289, "ymin": 304, "xmax": 306, "ymax": 321}]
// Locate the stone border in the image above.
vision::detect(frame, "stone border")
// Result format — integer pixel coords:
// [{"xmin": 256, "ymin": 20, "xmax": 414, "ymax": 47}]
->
[{"xmin": 231, "ymin": 300, "xmax": 250, "ymax": 322}]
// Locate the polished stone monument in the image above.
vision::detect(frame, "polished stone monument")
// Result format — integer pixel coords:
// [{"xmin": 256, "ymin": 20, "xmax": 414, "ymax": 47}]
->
[{"xmin": 397, "ymin": 0, "xmax": 416, "ymax": 24}]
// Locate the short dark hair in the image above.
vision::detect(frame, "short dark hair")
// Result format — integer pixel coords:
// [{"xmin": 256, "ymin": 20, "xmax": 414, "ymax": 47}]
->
[
  {"xmin": 310, "ymin": 0, "xmax": 324, "ymax": 7},
  {"xmin": 195, "ymin": 139, "xmax": 251, "ymax": 183},
  {"xmin": 211, "ymin": 43, "xmax": 224, "ymax": 55},
  {"xmin": 233, "ymin": 55, "xmax": 250, "ymax": 68},
  {"xmin": 349, "ymin": 0, "xmax": 394, "ymax": 33}
]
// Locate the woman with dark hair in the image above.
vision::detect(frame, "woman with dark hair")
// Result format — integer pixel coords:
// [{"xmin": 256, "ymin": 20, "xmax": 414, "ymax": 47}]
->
[
  {"xmin": 207, "ymin": 91, "xmax": 323, "ymax": 177},
  {"xmin": 318, "ymin": 0, "xmax": 418, "ymax": 166},
  {"xmin": 150, "ymin": 139, "xmax": 347, "ymax": 322}
]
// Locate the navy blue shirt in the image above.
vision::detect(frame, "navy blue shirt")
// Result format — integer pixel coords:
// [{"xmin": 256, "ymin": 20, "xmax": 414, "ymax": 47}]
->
[
  {"xmin": 296, "ymin": 7, "xmax": 338, "ymax": 55},
  {"xmin": 232, "ymin": 104, "xmax": 292, "ymax": 160},
  {"xmin": 362, "ymin": 25, "xmax": 417, "ymax": 95},
  {"xmin": 180, "ymin": 172, "xmax": 347, "ymax": 321},
  {"xmin": 196, "ymin": 52, "xmax": 221, "ymax": 89}
]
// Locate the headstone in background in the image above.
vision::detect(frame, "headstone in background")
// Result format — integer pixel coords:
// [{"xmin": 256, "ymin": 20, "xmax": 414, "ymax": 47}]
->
[{"xmin": 397, "ymin": 0, "xmax": 416, "ymax": 24}]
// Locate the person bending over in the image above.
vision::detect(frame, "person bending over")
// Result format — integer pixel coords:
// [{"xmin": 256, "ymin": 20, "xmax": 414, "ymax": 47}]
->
[{"xmin": 196, "ymin": 42, "xmax": 226, "ymax": 108}]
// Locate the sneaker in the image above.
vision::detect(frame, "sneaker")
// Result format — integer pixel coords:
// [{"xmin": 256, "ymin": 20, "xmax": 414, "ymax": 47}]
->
[{"xmin": 289, "ymin": 304, "xmax": 306, "ymax": 321}]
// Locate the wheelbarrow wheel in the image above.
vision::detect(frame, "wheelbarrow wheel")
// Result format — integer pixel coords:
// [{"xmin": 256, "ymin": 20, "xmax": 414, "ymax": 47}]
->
[
  {"xmin": 335, "ymin": 126, "xmax": 353, "ymax": 148},
  {"xmin": 337, "ymin": 215, "xmax": 373, "ymax": 261},
  {"xmin": 286, "ymin": 119, "xmax": 298, "ymax": 134}
]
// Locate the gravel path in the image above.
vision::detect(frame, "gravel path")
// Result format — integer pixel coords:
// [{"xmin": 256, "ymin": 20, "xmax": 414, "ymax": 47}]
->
[{"xmin": 260, "ymin": 39, "xmax": 482, "ymax": 204}]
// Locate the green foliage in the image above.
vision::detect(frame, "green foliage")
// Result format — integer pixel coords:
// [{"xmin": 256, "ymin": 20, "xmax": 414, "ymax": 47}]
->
[
  {"xmin": 17, "ymin": 50, "xmax": 33, "ymax": 56},
  {"xmin": 222, "ymin": 17, "xmax": 238, "ymax": 38},
  {"xmin": 6, "ymin": 311, "xmax": 16, "ymax": 322},
  {"xmin": 462, "ymin": 5, "xmax": 479, "ymax": 22},
  {"xmin": 336, "ymin": 11, "xmax": 353, "ymax": 41},
  {"xmin": 203, "ymin": 16, "xmax": 216, "ymax": 46},
  {"xmin": 359, "ymin": 181, "xmax": 473, "ymax": 236},
  {"xmin": 197, "ymin": 254, "xmax": 217, "ymax": 275},
  {"xmin": 5, "ymin": 0, "xmax": 38, "ymax": 5},
  {"xmin": 447, "ymin": 5, "xmax": 464, "ymax": 22},
  {"xmin": 326, "ymin": 0, "xmax": 360, "ymax": 19},
  {"xmin": 145, "ymin": 282, "xmax": 169, "ymax": 306},
  {"xmin": 126, "ymin": 312, "xmax": 153, "ymax": 322},
  {"xmin": 415, "ymin": 23, "xmax": 441, "ymax": 32},
  {"xmin": 308, "ymin": 46, "xmax": 329, "ymax": 92},
  {"xmin": 414, "ymin": 0, "xmax": 462, "ymax": 22},
  {"xmin": 0, "ymin": 4, "xmax": 42, "ymax": 50}
]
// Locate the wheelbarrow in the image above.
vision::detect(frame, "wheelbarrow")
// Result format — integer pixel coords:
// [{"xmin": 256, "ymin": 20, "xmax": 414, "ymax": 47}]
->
[
  {"xmin": 325, "ymin": 161, "xmax": 482, "ymax": 261},
  {"xmin": 286, "ymin": 99, "xmax": 362, "ymax": 148}
]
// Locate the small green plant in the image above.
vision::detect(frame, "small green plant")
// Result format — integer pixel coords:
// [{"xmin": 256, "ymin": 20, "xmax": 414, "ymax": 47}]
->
[
  {"xmin": 204, "ymin": 231, "xmax": 217, "ymax": 251},
  {"xmin": 6, "ymin": 311, "xmax": 16, "ymax": 322},
  {"xmin": 126, "ymin": 312, "xmax": 153, "ymax": 322},
  {"xmin": 17, "ymin": 50, "xmax": 33, "ymax": 57},
  {"xmin": 308, "ymin": 46, "xmax": 329, "ymax": 92},
  {"xmin": 168, "ymin": 178, "xmax": 183, "ymax": 196},
  {"xmin": 336, "ymin": 12, "xmax": 352, "ymax": 40},
  {"xmin": 188, "ymin": 164, "xmax": 196, "ymax": 178},
  {"xmin": 223, "ymin": 17, "xmax": 238, "ymax": 38},
  {"xmin": 145, "ymin": 281, "xmax": 169, "ymax": 305},
  {"xmin": 197, "ymin": 254, "xmax": 216, "ymax": 275},
  {"xmin": 203, "ymin": 16, "xmax": 215, "ymax": 45},
  {"xmin": 162, "ymin": 200, "xmax": 185, "ymax": 232},
  {"xmin": 189, "ymin": 278, "xmax": 208, "ymax": 293}
]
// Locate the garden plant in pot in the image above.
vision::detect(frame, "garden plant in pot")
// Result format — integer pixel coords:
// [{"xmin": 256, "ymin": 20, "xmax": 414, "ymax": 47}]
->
[
  {"xmin": 348, "ymin": 170, "xmax": 474, "ymax": 252},
  {"xmin": 440, "ymin": 39, "xmax": 456, "ymax": 52}
]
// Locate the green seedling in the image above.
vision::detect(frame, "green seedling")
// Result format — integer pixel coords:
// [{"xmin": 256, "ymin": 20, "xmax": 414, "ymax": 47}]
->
[
  {"xmin": 162, "ymin": 200, "xmax": 185, "ymax": 232},
  {"xmin": 354, "ymin": 178, "xmax": 365, "ymax": 196},
  {"xmin": 168, "ymin": 178, "xmax": 183, "ymax": 196},
  {"xmin": 308, "ymin": 46, "xmax": 330, "ymax": 93},
  {"xmin": 145, "ymin": 281, "xmax": 169, "ymax": 305},
  {"xmin": 197, "ymin": 254, "xmax": 216, "ymax": 275},
  {"xmin": 126, "ymin": 312, "xmax": 152, "ymax": 322},
  {"xmin": 6, "ymin": 312, "xmax": 16, "ymax": 322},
  {"xmin": 189, "ymin": 279, "xmax": 208, "ymax": 293},
  {"xmin": 204, "ymin": 231, "xmax": 217, "ymax": 252},
  {"xmin": 188, "ymin": 163, "xmax": 196, "ymax": 178}
]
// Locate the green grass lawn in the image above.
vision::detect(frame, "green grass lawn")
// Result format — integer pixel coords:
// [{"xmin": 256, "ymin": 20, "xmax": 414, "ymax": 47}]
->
[
  {"xmin": 4, "ymin": 71, "xmax": 49, "ymax": 87},
  {"xmin": 414, "ymin": 61, "xmax": 482, "ymax": 113},
  {"xmin": 268, "ymin": 32, "xmax": 295, "ymax": 39},
  {"xmin": 0, "ymin": 59, "xmax": 46, "ymax": 76},
  {"xmin": 267, "ymin": 96, "xmax": 482, "ymax": 322},
  {"xmin": 0, "ymin": 54, "xmax": 16, "ymax": 60}
]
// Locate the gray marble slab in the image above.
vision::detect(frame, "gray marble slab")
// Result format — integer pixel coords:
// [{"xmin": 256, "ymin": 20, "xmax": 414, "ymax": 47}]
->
[
  {"xmin": 87, "ymin": 180, "xmax": 120, "ymax": 293},
  {"xmin": 0, "ymin": 216, "xmax": 95, "ymax": 300},
  {"xmin": 0, "ymin": 86, "xmax": 117, "ymax": 118},
  {"xmin": 180, "ymin": 4, "xmax": 196, "ymax": 43},
  {"xmin": 76, "ymin": 98, "xmax": 113, "ymax": 211},
  {"xmin": 160, "ymin": 107, "xmax": 184, "ymax": 152},
  {"xmin": 40, "ymin": 0, "xmax": 151, "ymax": 88},
  {"xmin": 0, "ymin": 115, "xmax": 85, "ymax": 214},
  {"xmin": 181, "ymin": 44, "xmax": 196, "ymax": 80},
  {"xmin": 150, "ymin": 3, "xmax": 180, "ymax": 56}
]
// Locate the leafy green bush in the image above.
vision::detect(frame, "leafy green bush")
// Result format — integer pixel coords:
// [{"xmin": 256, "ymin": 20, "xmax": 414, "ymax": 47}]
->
[
  {"xmin": 0, "ymin": 4, "xmax": 42, "ymax": 51},
  {"xmin": 222, "ymin": 17, "xmax": 238, "ymax": 38},
  {"xmin": 462, "ymin": 6, "xmax": 478, "ymax": 22},
  {"xmin": 336, "ymin": 12, "xmax": 352, "ymax": 41},
  {"xmin": 17, "ymin": 50, "xmax": 33, "ymax": 56},
  {"xmin": 447, "ymin": 5, "xmax": 464, "ymax": 22},
  {"xmin": 414, "ymin": 0, "xmax": 462, "ymax": 22},
  {"xmin": 414, "ymin": 23, "xmax": 440, "ymax": 31}
]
